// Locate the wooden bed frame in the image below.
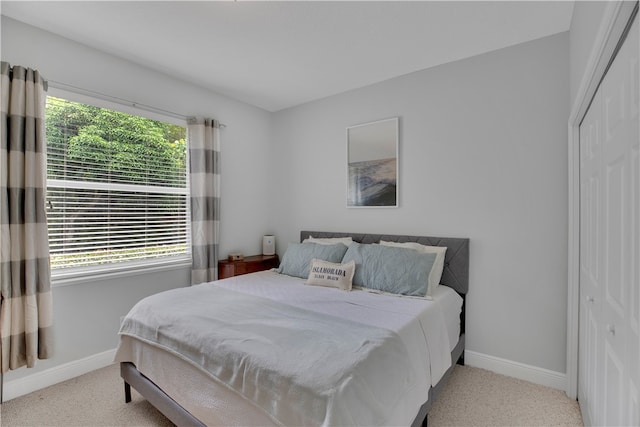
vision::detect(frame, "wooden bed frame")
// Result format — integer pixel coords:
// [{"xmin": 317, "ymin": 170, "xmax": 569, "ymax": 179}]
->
[{"xmin": 121, "ymin": 231, "xmax": 469, "ymax": 427}]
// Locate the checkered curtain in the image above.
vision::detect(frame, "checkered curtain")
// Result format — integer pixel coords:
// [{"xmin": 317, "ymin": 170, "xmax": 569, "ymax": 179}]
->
[
  {"xmin": 188, "ymin": 118, "xmax": 220, "ymax": 285},
  {"xmin": 0, "ymin": 62, "xmax": 53, "ymax": 374}
]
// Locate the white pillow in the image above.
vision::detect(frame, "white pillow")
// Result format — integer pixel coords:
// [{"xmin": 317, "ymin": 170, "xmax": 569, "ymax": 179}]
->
[
  {"xmin": 306, "ymin": 259, "xmax": 355, "ymax": 291},
  {"xmin": 379, "ymin": 240, "xmax": 447, "ymax": 296},
  {"xmin": 303, "ymin": 236, "xmax": 354, "ymax": 246}
]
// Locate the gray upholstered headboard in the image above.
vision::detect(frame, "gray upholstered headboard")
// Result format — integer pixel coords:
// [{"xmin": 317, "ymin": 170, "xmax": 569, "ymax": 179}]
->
[{"xmin": 300, "ymin": 231, "xmax": 469, "ymax": 296}]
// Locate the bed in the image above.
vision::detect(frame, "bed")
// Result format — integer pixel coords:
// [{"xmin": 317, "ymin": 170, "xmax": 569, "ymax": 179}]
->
[{"xmin": 115, "ymin": 231, "xmax": 469, "ymax": 426}]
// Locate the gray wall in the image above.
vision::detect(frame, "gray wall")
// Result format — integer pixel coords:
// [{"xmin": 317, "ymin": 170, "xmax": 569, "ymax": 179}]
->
[
  {"xmin": 1, "ymin": 16, "xmax": 273, "ymax": 381},
  {"xmin": 3, "ymin": 15, "xmax": 571, "ymax": 381},
  {"xmin": 569, "ymin": 1, "xmax": 610, "ymax": 104},
  {"xmin": 271, "ymin": 32, "xmax": 570, "ymax": 373}
]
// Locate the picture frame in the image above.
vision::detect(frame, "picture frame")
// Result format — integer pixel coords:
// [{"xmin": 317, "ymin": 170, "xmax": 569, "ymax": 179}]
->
[{"xmin": 346, "ymin": 117, "xmax": 399, "ymax": 208}]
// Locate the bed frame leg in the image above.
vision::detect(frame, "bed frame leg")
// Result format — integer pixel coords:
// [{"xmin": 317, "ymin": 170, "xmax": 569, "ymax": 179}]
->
[{"xmin": 124, "ymin": 381, "xmax": 132, "ymax": 403}]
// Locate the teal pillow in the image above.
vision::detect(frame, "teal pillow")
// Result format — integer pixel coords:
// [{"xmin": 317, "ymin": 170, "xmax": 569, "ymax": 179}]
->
[
  {"xmin": 277, "ymin": 242, "xmax": 349, "ymax": 279},
  {"xmin": 341, "ymin": 242, "xmax": 437, "ymax": 296}
]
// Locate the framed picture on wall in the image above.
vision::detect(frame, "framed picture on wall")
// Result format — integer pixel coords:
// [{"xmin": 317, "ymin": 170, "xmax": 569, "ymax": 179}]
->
[{"xmin": 346, "ymin": 117, "xmax": 399, "ymax": 208}]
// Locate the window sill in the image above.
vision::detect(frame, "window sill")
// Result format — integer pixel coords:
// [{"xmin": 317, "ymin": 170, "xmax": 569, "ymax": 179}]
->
[{"xmin": 51, "ymin": 257, "xmax": 192, "ymax": 288}]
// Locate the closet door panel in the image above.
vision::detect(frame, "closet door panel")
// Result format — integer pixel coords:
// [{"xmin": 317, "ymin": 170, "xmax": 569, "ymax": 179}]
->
[
  {"xmin": 579, "ymin": 89, "xmax": 603, "ymax": 427},
  {"xmin": 603, "ymin": 341, "xmax": 625, "ymax": 425},
  {"xmin": 630, "ymin": 383, "xmax": 640, "ymax": 427},
  {"xmin": 627, "ymin": 15, "xmax": 639, "ymax": 427},
  {"xmin": 579, "ymin": 14, "xmax": 638, "ymax": 426},
  {"xmin": 601, "ymin": 14, "xmax": 638, "ymax": 426},
  {"xmin": 603, "ymin": 154, "xmax": 626, "ymax": 318}
]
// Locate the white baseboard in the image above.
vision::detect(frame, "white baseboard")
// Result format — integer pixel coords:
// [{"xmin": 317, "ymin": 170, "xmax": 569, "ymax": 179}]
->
[
  {"xmin": 3, "ymin": 348, "xmax": 116, "ymax": 402},
  {"xmin": 465, "ymin": 350, "xmax": 566, "ymax": 391}
]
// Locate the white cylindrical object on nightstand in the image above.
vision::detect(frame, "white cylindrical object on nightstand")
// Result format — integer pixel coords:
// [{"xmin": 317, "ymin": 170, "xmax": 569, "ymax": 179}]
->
[{"xmin": 262, "ymin": 235, "xmax": 275, "ymax": 255}]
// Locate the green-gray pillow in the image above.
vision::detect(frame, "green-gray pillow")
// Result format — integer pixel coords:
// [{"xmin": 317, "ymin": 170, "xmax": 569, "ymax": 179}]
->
[
  {"xmin": 277, "ymin": 242, "xmax": 349, "ymax": 279},
  {"xmin": 341, "ymin": 242, "xmax": 437, "ymax": 296}
]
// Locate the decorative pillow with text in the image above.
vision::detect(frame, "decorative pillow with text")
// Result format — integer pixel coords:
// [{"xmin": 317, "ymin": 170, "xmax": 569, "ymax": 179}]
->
[{"xmin": 306, "ymin": 259, "xmax": 356, "ymax": 291}]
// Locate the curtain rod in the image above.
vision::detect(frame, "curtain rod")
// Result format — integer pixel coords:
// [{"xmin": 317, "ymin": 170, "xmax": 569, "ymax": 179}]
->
[{"xmin": 47, "ymin": 80, "xmax": 227, "ymax": 128}]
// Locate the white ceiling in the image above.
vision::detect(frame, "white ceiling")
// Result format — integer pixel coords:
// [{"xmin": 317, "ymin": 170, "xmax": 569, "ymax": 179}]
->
[{"xmin": 1, "ymin": 1, "xmax": 574, "ymax": 112}]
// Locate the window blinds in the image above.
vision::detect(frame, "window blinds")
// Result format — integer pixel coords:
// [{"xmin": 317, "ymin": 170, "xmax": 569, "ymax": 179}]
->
[{"xmin": 45, "ymin": 96, "xmax": 190, "ymax": 269}]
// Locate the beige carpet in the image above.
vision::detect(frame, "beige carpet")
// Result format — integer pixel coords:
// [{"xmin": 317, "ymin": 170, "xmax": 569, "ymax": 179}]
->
[
  {"xmin": 428, "ymin": 365, "xmax": 583, "ymax": 426},
  {"xmin": 0, "ymin": 363, "xmax": 582, "ymax": 426}
]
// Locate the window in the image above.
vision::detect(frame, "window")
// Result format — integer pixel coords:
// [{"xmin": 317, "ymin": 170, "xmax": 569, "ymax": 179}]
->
[{"xmin": 45, "ymin": 96, "xmax": 190, "ymax": 275}]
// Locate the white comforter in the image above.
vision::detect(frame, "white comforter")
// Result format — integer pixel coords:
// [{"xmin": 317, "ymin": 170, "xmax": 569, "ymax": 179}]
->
[{"xmin": 117, "ymin": 271, "xmax": 454, "ymax": 426}]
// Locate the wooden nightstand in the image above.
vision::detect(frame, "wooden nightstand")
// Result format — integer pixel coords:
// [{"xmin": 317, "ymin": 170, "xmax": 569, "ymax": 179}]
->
[{"xmin": 218, "ymin": 254, "xmax": 280, "ymax": 279}]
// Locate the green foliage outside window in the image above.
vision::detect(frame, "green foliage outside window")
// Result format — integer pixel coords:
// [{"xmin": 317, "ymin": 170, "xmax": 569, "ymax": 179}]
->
[{"xmin": 46, "ymin": 97, "xmax": 186, "ymax": 186}]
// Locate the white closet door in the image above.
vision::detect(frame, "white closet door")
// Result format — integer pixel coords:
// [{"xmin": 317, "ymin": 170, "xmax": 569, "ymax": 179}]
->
[
  {"xmin": 625, "ymin": 14, "xmax": 639, "ymax": 425},
  {"xmin": 579, "ymin": 86, "xmax": 603, "ymax": 426},
  {"xmin": 579, "ymin": 14, "xmax": 639, "ymax": 427},
  {"xmin": 600, "ymin": 14, "xmax": 633, "ymax": 425}
]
